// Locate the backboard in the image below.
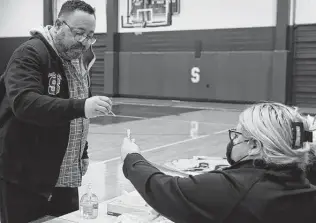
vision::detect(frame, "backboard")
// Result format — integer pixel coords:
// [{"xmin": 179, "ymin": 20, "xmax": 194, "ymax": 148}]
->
[{"xmin": 121, "ymin": 0, "xmax": 180, "ymax": 28}]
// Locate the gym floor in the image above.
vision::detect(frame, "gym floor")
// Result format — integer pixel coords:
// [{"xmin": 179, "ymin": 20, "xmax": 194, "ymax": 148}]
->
[{"xmin": 80, "ymin": 98, "xmax": 246, "ymax": 202}]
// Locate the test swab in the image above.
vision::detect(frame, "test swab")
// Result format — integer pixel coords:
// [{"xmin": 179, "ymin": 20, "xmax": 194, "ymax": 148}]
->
[{"xmin": 126, "ymin": 129, "xmax": 131, "ymax": 140}]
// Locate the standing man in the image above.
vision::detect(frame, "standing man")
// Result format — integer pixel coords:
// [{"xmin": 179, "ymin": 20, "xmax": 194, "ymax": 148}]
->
[{"xmin": 0, "ymin": 1, "xmax": 112, "ymax": 222}]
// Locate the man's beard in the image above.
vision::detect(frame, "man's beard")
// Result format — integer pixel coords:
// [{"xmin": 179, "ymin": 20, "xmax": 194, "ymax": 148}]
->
[
  {"xmin": 61, "ymin": 44, "xmax": 84, "ymax": 60},
  {"xmin": 65, "ymin": 48, "xmax": 84, "ymax": 59},
  {"xmin": 54, "ymin": 37, "xmax": 84, "ymax": 60}
]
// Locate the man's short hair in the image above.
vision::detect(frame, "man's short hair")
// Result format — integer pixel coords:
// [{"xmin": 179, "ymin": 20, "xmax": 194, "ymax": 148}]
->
[{"xmin": 58, "ymin": 0, "xmax": 95, "ymax": 18}]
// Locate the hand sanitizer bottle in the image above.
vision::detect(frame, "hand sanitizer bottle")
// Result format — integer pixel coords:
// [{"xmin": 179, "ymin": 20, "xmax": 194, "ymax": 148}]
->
[{"xmin": 80, "ymin": 183, "xmax": 99, "ymax": 219}]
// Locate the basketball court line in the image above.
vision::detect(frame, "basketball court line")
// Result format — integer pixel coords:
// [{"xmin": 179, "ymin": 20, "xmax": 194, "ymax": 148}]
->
[
  {"xmin": 90, "ymin": 134, "xmax": 210, "ymax": 165},
  {"xmin": 90, "ymin": 113, "xmax": 234, "ymax": 127},
  {"xmin": 103, "ymin": 114, "xmax": 147, "ymax": 120},
  {"xmin": 88, "ymin": 126, "xmax": 230, "ymax": 159},
  {"xmin": 89, "ymin": 132, "xmax": 203, "ymax": 136},
  {"xmin": 88, "ymin": 128, "xmax": 232, "ymax": 136},
  {"xmin": 214, "ymin": 128, "xmax": 232, "ymax": 135},
  {"xmin": 114, "ymin": 101, "xmax": 244, "ymax": 112}
]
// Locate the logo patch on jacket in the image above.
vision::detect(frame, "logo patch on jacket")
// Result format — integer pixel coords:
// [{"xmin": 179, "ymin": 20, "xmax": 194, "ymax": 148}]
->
[{"xmin": 48, "ymin": 72, "xmax": 62, "ymax": 95}]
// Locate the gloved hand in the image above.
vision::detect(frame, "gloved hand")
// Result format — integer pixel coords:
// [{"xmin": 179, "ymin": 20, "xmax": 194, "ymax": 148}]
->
[
  {"xmin": 121, "ymin": 137, "xmax": 140, "ymax": 162},
  {"xmin": 84, "ymin": 96, "xmax": 112, "ymax": 118}
]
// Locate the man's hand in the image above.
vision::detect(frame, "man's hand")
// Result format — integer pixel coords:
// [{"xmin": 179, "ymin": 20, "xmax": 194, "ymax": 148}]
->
[
  {"xmin": 84, "ymin": 96, "xmax": 113, "ymax": 119},
  {"xmin": 81, "ymin": 158, "xmax": 89, "ymax": 176},
  {"xmin": 121, "ymin": 137, "xmax": 141, "ymax": 162}
]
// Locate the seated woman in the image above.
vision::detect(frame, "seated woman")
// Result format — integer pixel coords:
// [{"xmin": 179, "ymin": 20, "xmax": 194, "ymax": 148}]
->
[{"xmin": 121, "ymin": 102, "xmax": 316, "ymax": 223}]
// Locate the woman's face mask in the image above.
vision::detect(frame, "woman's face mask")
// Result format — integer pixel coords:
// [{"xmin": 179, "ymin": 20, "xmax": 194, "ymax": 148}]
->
[
  {"xmin": 226, "ymin": 140, "xmax": 236, "ymax": 165},
  {"xmin": 226, "ymin": 129, "xmax": 250, "ymax": 165}
]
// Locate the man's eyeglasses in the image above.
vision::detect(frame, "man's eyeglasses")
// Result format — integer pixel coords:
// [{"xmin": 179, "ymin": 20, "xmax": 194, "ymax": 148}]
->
[{"xmin": 62, "ymin": 21, "xmax": 96, "ymax": 45}]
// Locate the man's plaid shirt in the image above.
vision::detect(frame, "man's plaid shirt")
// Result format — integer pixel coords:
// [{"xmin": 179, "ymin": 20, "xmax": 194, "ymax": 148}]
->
[{"xmin": 55, "ymin": 58, "xmax": 90, "ymax": 187}]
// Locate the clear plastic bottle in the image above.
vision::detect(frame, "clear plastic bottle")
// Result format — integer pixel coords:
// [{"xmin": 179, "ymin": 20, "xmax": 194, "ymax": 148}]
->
[{"xmin": 80, "ymin": 184, "xmax": 99, "ymax": 219}]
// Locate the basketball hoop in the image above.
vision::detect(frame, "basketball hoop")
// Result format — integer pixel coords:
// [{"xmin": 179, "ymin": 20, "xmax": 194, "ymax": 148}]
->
[{"xmin": 121, "ymin": 0, "xmax": 173, "ymax": 30}]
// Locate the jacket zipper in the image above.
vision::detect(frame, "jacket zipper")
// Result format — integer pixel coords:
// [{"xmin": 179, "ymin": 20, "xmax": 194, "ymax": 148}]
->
[{"xmin": 79, "ymin": 122, "xmax": 84, "ymax": 177}]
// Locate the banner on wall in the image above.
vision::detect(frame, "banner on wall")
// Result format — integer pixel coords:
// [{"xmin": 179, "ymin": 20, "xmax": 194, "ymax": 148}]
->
[{"xmin": 121, "ymin": 0, "xmax": 181, "ymax": 28}]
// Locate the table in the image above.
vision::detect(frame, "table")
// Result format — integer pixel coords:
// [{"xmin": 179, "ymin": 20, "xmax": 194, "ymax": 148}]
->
[
  {"xmin": 46, "ymin": 198, "xmax": 118, "ymax": 223},
  {"xmin": 46, "ymin": 157, "xmax": 229, "ymax": 222}
]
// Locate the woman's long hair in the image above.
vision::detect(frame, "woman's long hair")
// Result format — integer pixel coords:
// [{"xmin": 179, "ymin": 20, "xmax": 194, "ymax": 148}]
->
[{"xmin": 239, "ymin": 102, "xmax": 315, "ymax": 170}]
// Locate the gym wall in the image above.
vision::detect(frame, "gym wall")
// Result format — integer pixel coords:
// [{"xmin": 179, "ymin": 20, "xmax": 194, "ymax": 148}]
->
[
  {"xmin": 0, "ymin": 0, "xmax": 293, "ymax": 104},
  {"xmin": 0, "ymin": 0, "xmax": 43, "ymax": 73},
  {"xmin": 104, "ymin": 0, "xmax": 286, "ymax": 103},
  {"xmin": 290, "ymin": 0, "xmax": 316, "ymax": 107}
]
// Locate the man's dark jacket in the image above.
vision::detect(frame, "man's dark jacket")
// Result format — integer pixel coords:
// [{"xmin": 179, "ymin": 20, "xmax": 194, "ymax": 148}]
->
[
  {"xmin": 123, "ymin": 154, "xmax": 316, "ymax": 223},
  {"xmin": 0, "ymin": 34, "xmax": 92, "ymax": 198}
]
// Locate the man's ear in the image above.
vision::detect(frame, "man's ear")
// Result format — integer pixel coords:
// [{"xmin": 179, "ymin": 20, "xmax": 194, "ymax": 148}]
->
[{"xmin": 54, "ymin": 19, "xmax": 63, "ymax": 30}]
